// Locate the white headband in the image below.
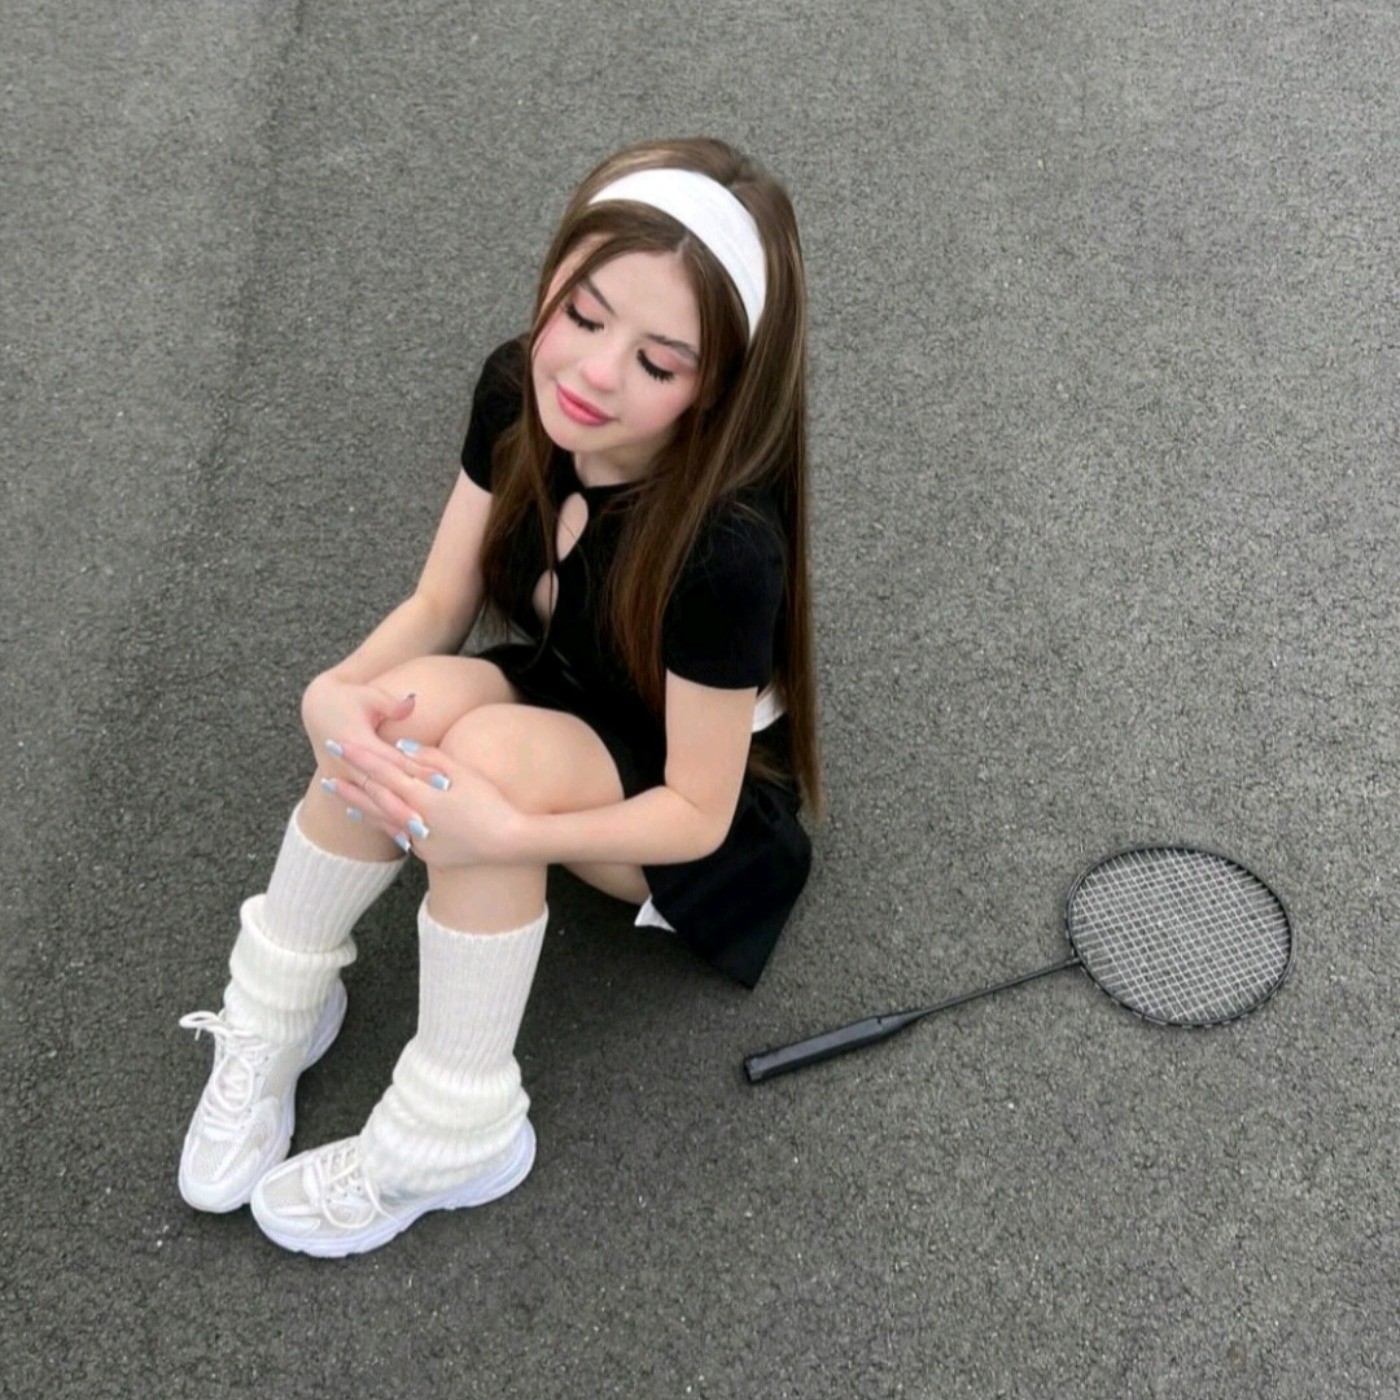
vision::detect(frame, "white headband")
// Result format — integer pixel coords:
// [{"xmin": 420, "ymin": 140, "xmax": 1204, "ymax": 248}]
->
[{"xmin": 588, "ymin": 168, "xmax": 767, "ymax": 342}]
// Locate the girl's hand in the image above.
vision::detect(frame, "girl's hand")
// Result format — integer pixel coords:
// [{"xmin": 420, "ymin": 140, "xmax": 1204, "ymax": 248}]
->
[
  {"xmin": 301, "ymin": 672, "xmax": 416, "ymax": 773},
  {"xmin": 327, "ymin": 737, "xmax": 526, "ymax": 868}
]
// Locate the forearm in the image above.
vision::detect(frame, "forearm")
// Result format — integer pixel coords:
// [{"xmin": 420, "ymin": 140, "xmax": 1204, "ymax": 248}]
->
[
  {"xmin": 509, "ymin": 783, "xmax": 730, "ymax": 869},
  {"xmin": 322, "ymin": 588, "xmax": 481, "ymax": 685}
]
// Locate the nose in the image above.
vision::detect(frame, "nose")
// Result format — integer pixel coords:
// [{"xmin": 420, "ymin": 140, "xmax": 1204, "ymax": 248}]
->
[{"xmin": 578, "ymin": 337, "xmax": 624, "ymax": 394}]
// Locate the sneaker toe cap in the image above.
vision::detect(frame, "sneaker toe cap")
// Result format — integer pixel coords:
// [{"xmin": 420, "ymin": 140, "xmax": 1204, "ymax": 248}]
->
[{"xmin": 179, "ymin": 1104, "xmax": 284, "ymax": 1212}]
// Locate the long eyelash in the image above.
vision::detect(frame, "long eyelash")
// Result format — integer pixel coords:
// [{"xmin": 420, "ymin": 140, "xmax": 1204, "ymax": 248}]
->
[
  {"xmin": 564, "ymin": 301, "xmax": 602, "ymax": 332},
  {"xmin": 564, "ymin": 297, "xmax": 675, "ymax": 381},
  {"xmin": 638, "ymin": 353, "xmax": 675, "ymax": 383}
]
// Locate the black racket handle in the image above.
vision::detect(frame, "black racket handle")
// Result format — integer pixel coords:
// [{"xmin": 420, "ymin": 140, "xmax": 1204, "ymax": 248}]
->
[
  {"xmin": 742, "ymin": 956, "xmax": 1082, "ymax": 1084},
  {"xmin": 743, "ymin": 1010, "xmax": 929, "ymax": 1083}
]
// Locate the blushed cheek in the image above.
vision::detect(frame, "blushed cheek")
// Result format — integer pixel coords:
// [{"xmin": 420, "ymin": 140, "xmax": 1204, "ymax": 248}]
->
[
  {"xmin": 532, "ymin": 316, "xmax": 561, "ymax": 371},
  {"xmin": 654, "ymin": 383, "xmax": 699, "ymax": 433}
]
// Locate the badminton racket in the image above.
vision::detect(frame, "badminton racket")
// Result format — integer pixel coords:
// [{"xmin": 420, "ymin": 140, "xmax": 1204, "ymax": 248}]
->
[{"xmin": 743, "ymin": 845, "xmax": 1293, "ymax": 1084}]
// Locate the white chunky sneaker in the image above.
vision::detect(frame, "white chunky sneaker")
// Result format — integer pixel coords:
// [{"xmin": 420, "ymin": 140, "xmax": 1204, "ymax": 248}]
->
[
  {"xmin": 250, "ymin": 1119, "xmax": 536, "ymax": 1257},
  {"xmin": 177, "ymin": 981, "xmax": 347, "ymax": 1213}
]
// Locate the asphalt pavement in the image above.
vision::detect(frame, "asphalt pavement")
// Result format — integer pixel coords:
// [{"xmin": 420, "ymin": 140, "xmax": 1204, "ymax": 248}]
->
[{"xmin": 3, "ymin": 2, "xmax": 1397, "ymax": 1396}]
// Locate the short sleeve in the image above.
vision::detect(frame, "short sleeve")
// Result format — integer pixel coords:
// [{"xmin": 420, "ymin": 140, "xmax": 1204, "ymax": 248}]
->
[
  {"xmin": 460, "ymin": 338, "xmax": 526, "ymax": 491},
  {"xmin": 664, "ymin": 500, "xmax": 786, "ymax": 690}
]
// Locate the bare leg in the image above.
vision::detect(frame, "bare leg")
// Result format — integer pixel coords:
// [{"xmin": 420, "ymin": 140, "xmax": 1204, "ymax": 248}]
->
[
  {"xmin": 420, "ymin": 701, "xmax": 646, "ymax": 931},
  {"xmin": 248, "ymin": 704, "xmax": 652, "ymax": 1255},
  {"xmin": 298, "ymin": 656, "xmax": 517, "ymax": 861}
]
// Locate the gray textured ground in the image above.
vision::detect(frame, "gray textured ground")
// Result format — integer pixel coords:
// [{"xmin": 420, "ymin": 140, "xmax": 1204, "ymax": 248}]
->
[{"xmin": 3, "ymin": 2, "xmax": 1396, "ymax": 1397}]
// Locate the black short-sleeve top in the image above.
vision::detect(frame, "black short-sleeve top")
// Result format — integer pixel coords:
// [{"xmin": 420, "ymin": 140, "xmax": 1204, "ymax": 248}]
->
[{"xmin": 460, "ymin": 339, "xmax": 786, "ymax": 739}]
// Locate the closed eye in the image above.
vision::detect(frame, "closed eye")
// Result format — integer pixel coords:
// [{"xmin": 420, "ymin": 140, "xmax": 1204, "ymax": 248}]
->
[
  {"xmin": 638, "ymin": 353, "xmax": 675, "ymax": 383},
  {"xmin": 565, "ymin": 300, "xmax": 602, "ymax": 332}
]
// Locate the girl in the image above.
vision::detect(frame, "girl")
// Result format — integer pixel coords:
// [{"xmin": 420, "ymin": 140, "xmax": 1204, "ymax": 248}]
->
[{"xmin": 179, "ymin": 137, "xmax": 820, "ymax": 1257}]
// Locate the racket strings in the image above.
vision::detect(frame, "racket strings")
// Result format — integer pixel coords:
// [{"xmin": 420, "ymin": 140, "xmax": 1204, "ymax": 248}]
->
[{"xmin": 1068, "ymin": 848, "xmax": 1291, "ymax": 1025}]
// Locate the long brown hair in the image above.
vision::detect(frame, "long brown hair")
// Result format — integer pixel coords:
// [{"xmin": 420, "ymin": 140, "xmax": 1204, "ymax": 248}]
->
[{"xmin": 479, "ymin": 138, "xmax": 821, "ymax": 810}]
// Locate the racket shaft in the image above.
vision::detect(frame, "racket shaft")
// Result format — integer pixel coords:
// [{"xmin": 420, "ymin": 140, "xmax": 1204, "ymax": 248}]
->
[
  {"xmin": 744, "ymin": 1011, "xmax": 928, "ymax": 1083},
  {"xmin": 743, "ymin": 957, "xmax": 1082, "ymax": 1084}
]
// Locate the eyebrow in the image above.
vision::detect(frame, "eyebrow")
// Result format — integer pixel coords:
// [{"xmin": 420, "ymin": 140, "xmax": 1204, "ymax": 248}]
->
[{"xmin": 580, "ymin": 275, "xmax": 700, "ymax": 362}]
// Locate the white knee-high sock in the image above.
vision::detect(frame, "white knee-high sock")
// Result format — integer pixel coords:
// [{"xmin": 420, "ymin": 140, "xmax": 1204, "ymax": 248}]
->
[
  {"xmin": 359, "ymin": 899, "xmax": 548, "ymax": 1198},
  {"xmin": 223, "ymin": 804, "xmax": 404, "ymax": 1041}
]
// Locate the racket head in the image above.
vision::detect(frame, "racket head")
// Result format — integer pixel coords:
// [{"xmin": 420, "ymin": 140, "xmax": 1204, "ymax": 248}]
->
[{"xmin": 1064, "ymin": 845, "xmax": 1294, "ymax": 1027}]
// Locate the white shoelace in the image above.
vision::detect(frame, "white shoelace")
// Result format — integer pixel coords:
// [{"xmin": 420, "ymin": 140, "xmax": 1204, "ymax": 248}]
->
[
  {"xmin": 179, "ymin": 1011, "xmax": 279, "ymax": 1139},
  {"xmin": 297, "ymin": 1140, "xmax": 388, "ymax": 1230}
]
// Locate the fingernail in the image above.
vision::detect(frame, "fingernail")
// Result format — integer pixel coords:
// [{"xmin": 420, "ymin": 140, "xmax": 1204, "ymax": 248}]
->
[
  {"xmin": 320, "ymin": 778, "xmax": 336, "ymax": 795},
  {"xmin": 347, "ymin": 807, "xmax": 363, "ymax": 822},
  {"xmin": 429, "ymin": 772, "xmax": 451, "ymax": 791},
  {"xmin": 407, "ymin": 818, "xmax": 430, "ymax": 840},
  {"xmin": 403, "ymin": 692, "xmax": 416, "ymax": 701},
  {"xmin": 325, "ymin": 739, "xmax": 344, "ymax": 758},
  {"xmin": 396, "ymin": 738, "xmax": 422, "ymax": 755},
  {"xmin": 394, "ymin": 832, "xmax": 411, "ymax": 854}
]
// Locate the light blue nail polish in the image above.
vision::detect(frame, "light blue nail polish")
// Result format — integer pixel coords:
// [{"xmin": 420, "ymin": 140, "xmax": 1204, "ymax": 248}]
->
[
  {"xmin": 325, "ymin": 739, "xmax": 344, "ymax": 758},
  {"xmin": 347, "ymin": 807, "xmax": 363, "ymax": 821},
  {"xmin": 320, "ymin": 777, "xmax": 336, "ymax": 794},
  {"xmin": 429, "ymin": 772, "xmax": 451, "ymax": 791},
  {"xmin": 396, "ymin": 738, "xmax": 422, "ymax": 755},
  {"xmin": 407, "ymin": 818, "xmax": 429, "ymax": 840},
  {"xmin": 394, "ymin": 832, "xmax": 411, "ymax": 854}
]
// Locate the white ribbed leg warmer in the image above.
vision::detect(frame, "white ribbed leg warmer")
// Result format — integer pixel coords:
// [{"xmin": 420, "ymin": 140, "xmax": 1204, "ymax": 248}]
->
[
  {"xmin": 358, "ymin": 899, "xmax": 547, "ymax": 1200},
  {"xmin": 222, "ymin": 803, "xmax": 405, "ymax": 1042}
]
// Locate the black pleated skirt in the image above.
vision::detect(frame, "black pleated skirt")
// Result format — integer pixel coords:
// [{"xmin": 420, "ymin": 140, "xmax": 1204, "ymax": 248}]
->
[{"xmin": 475, "ymin": 641, "xmax": 811, "ymax": 988}]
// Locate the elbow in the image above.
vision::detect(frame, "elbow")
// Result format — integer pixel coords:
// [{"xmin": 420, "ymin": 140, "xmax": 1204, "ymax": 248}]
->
[
  {"xmin": 689, "ymin": 800, "xmax": 739, "ymax": 862},
  {"xmin": 662, "ymin": 772, "xmax": 743, "ymax": 862},
  {"xmin": 690, "ymin": 827, "xmax": 727, "ymax": 862}
]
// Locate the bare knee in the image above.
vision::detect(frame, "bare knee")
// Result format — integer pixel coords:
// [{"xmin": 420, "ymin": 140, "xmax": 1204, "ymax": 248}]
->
[
  {"xmin": 440, "ymin": 705, "xmax": 624, "ymax": 815},
  {"xmin": 320, "ymin": 656, "xmax": 517, "ymax": 749},
  {"xmin": 439, "ymin": 706, "xmax": 555, "ymax": 813}
]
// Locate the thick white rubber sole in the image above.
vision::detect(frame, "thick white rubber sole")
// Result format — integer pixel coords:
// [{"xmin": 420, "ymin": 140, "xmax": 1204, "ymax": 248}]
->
[
  {"xmin": 178, "ymin": 980, "xmax": 348, "ymax": 1214},
  {"xmin": 250, "ymin": 1119, "xmax": 536, "ymax": 1258}
]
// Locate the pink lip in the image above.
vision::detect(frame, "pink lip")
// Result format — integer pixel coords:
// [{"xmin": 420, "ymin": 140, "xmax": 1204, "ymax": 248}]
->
[{"xmin": 556, "ymin": 383, "xmax": 612, "ymax": 427}]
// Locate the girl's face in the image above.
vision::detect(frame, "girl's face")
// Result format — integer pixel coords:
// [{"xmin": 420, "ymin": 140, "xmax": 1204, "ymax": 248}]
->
[{"xmin": 531, "ymin": 247, "xmax": 702, "ymax": 484}]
